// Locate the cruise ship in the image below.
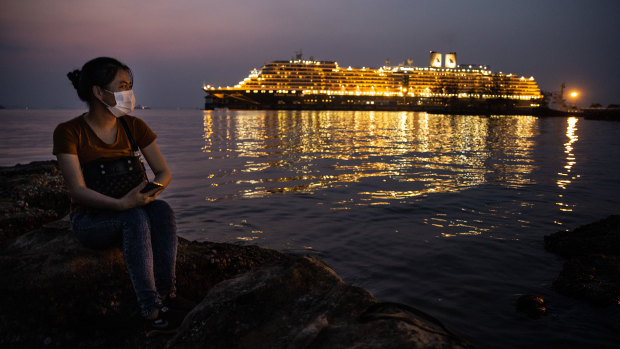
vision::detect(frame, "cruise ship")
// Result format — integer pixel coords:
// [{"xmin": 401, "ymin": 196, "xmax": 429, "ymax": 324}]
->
[{"xmin": 204, "ymin": 51, "xmax": 542, "ymax": 112}]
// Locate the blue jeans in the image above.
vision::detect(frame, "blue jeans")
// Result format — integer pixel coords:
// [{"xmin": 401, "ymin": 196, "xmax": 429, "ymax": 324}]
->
[{"xmin": 71, "ymin": 200, "xmax": 178, "ymax": 317}]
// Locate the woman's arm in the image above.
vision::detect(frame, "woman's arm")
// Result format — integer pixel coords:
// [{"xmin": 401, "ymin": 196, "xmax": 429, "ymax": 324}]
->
[
  {"xmin": 56, "ymin": 153, "xmax": 153, "ymax": 210},
  {"xmin": 141, "ymin": 140, "xmax": 172, "ymax": 189}
]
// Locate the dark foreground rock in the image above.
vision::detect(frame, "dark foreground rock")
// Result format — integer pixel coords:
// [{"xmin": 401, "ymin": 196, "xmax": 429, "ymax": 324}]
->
[
  {"xmin": 0, "ymin": 160, "xmax": 69, "ymax": 245},
  {"xmin": 1, "ymin": 160, "xmax": 475, "ymax": 348},
  {"xmin": 515, "ymin": 294, "xmax": 547, "ymax": 318},
  {"xmin": 0, "ymin": 218, "xmax": 292, "ymax": 348},
  {"xmin": 170, "ymin": 255, "xmax": 473, "ymax": 349},
  {"xmin": 1, "ymin": 220, "xmax": 474, "ymax": 348},
  {"xmin": 544, "ymin": 215, "xmax": 620, "ymax": 306}
]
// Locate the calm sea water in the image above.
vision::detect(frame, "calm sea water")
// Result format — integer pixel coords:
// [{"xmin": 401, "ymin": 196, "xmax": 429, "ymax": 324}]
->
[{"xmin": 1, "ymin": 109, "xmax": 619, "ymax": 348}]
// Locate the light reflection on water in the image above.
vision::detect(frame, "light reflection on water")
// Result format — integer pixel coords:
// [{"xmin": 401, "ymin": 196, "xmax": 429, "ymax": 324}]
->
[
  {"xmin": 202, "ymin": 110, "xmax": 537, "ymax": 211},
  {"xmin": 199, "ymin": 110, "xmax": 547, "ymax": 239},
  {"xmin": 555, "ymin": 117, "xmax": 580, "ymax": 213}
]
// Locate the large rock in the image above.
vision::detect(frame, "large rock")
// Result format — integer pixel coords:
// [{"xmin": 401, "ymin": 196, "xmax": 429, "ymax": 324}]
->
[
  {"xmin": 0, "ymin": 160, "xmax": 70, "ymax": 245},
  {"xmin": 169, "ymin": 256, "xmax": 473, "ymax": 349},
  {"xmin": 544, "ymin": 215, "xmax": 620, "ymax": 306},
  {"xmin": 1, "ymin": 218, "xmax": 138, "ymax": 347},
  {"xmin": 1, "ymin": 161, "xmax": 475, "ymax": 348},
  {"xmin": 1, "ymin": 220, "xmax": 474, "ymax": 348},
  {"xmin": 0, "ymin": 219, "xmax": 292, "ymax": 348}
]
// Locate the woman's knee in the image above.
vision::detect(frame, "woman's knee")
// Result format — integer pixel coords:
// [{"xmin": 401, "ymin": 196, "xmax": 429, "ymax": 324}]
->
[
  {"xmin": 145, "ymin": 200, "xmax": 177, "ymax": 239},
  {"xmin": 146, "ymin": 200, "xmax": 176, "ymax": 224},
  {"xmin": 147, "ymin": 200, "xmax": 173, "ymax": 214}
]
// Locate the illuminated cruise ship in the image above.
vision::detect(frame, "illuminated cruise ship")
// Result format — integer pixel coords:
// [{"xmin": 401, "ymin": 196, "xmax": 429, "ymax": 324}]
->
[{"xmin": 204, "ymin": 51, "xmax": 542, "ymax": 112}]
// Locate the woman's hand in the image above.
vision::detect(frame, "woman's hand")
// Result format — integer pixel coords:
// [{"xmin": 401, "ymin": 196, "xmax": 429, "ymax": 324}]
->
[
  {"xmin": 57, "ymin": 153, "xmax": 142, "ymax": 211},
  {"xmin": 117, "ymin": 181, "xmax": 162, "ymax": 210},
  {"xmin": 115, "ymin": 140, "xmax": 171, "ymax": 210},
  {"xmin": 56, "ymin": 140, "xmax": 171, "ymax": 212}
]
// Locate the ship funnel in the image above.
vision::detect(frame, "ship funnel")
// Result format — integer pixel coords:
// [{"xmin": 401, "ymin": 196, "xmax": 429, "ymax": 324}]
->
[
  {"xmin": 430, "ymin": 51, "xmax": 442, "ymax": 68},
  {"xmin": 445, "ymin": 52, "xmax": 457, "ymax": 68}
]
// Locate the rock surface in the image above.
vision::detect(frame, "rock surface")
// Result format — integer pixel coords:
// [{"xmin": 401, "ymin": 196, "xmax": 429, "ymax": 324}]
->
[
  {"xmin": 170, "ymin": 255, "xmax": 473, "ymax": 349},
  {"xmin": 515, "ymin": 294, "xmax": 547, "ymax": 318},
  {"xmin": 544, "ymin": 215, "xmax": 620, "ymax": 306},
  {"xmin": 0, "ymin": 160, "xmax": 69, "ymax": 245},
  {"xmin": 1, "ymin": 219, "xmax": 474, "ymax": 349},
  {"xmin": 0, "ymin": 161, "xmax": 476, "ymax": 348},
  {"xmin": 0, "ymin": 219, "xmax": 292, "ymax": 348}
]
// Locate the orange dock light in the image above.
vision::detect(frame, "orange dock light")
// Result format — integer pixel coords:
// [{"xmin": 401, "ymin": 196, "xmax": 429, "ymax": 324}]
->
[{"xmin": 568, "ymin": 90, "xmax": 580, "ymax": 111}]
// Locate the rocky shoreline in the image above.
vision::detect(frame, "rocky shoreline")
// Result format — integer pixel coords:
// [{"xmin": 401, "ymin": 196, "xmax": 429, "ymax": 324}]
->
[
  {"xmin": 544, "ymin": 215, "xmax": 620, "ymax": 306},
  {"xmin": 1, "ymin": 160, "xmax": 618, "ymax": 347},
  {"xmin": 0, "ymin": 161, "xmax": 70, "ymax": 245},
  {"xmin": 0, "ymin": 161, "xmax": 476, "ymax": 348}
]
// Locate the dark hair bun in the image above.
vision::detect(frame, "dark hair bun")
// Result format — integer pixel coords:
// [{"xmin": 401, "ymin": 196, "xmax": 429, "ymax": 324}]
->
[
  {"xmin": 68, "ymin": 57, "xmax": 131, "ymax": 103},
  {"xmin": 67, "ymin": 70, "xmax": 81, "ymax": 90}
]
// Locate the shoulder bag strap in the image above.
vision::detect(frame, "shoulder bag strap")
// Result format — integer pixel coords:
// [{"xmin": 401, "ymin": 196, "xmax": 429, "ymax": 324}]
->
[
  {"xmin": 118, "ymin": 117, "xmax": 147, "ymax": 175},
  {"xmin": 118, "ymin": 117, "xmax": 139, "ymax": 153}
]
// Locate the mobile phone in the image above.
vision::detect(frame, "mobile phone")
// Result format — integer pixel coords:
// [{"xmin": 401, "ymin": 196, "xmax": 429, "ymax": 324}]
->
[{"xmin": 141, "ymin": 182, "xmax": 164, "ymax": 194}]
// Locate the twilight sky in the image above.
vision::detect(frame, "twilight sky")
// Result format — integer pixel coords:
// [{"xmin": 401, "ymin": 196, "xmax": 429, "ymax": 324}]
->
[{"xmin": 1, "ymin": 0, "xmax": 619, "ymax": 109}]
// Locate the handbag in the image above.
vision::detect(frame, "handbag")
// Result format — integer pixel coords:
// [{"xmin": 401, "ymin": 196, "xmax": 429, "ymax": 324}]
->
[{"xmin": 81, "ymin": 118, "xmax": 147, "ymax": 198}]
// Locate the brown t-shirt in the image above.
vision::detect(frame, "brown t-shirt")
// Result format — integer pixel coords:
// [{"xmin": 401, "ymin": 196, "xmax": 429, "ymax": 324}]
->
[
  {"xmin": 53, "ymin": 114, "xmax": 157, "ymax": 163},
  {"xmin": 53, "ymin": 114, "xmax": 157, "ymax": 213}
]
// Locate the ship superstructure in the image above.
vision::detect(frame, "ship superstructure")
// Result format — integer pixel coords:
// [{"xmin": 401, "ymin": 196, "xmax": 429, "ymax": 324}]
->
[{"xmin": 204, "ymin": 52, "xmax": 542, "ymax": 111}]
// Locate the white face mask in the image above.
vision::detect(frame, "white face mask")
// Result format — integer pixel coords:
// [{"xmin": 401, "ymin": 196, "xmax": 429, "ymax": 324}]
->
[{"xmin": 102, "ymin": 89, "xmax": 136, "ymax": 117}]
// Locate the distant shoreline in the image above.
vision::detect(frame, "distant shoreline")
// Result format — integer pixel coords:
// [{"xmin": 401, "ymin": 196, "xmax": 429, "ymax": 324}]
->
[{"xmin": 2, "ymin": 106, "xmax": 618, "ymax": 120}]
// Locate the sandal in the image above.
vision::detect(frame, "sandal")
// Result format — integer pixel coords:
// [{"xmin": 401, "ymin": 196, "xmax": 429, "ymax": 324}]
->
[{"xmin": 145, "ymin": 306, "xmax": 186, "ymax": 337}]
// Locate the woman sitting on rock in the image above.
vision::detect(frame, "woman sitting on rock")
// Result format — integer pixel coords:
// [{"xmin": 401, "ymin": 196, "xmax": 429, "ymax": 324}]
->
[{"xmin": 53, "ymin": 57, "xmax": 193, "ymax": 335}]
